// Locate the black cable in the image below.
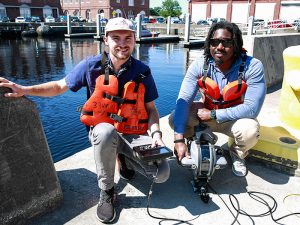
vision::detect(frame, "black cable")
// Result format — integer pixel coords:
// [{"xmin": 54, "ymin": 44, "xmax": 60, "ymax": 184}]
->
[
  {"xmin": 146, "ymin": 164, "xmax": 200, "ymax": 224},
  {"xmin": 145, "ymin": 162, "xmax": 300, "ymax": 225},
  {"xmin": 208, "ymin": 183, "xmax": 244, "ymax": 225},
  {"xmin": 209, "ymin": 183, "xmax": 300, "ymax": 225}
]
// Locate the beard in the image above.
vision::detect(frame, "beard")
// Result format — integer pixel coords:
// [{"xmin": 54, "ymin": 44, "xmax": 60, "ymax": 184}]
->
[
  {"xmin": 111, "ymin": 47, "xmax": 131, "ymax": 60},
  {"xmin": 213, "ymin": 50, "xmax": 226, "ymax": 65},
  {"xmin": 215, "ymin": 58, "xmax": 224, "ymax": 65}
]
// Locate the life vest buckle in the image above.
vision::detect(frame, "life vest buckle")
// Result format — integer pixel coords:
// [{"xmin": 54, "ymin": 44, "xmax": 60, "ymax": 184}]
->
[
  {"xmin": 109, "ymin": 113, "xmax": 125, "ymax": 123},
  {"xmin": 104, "ymin": 93, "xmax": 125, "ymax": 104}
]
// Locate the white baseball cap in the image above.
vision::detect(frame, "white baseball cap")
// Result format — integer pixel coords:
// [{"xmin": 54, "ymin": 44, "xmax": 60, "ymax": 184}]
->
[{"xmin": 105, "ymin": 17, "xmax": 135, "ymax": 36}]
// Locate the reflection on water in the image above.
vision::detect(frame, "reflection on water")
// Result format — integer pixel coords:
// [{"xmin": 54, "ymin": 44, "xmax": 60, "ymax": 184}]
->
[{"xmin": 0, "ymin": 37, "xmax": 203, "ymax": 162}]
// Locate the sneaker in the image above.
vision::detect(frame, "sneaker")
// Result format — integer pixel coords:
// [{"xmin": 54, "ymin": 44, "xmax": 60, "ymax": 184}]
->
[
  {"xmin": 118, "ymin": 154, "xmax": 135, "ymax": 181},
  {"xmin": 96, "ymin": 188, "xmax": 116, "ymax": 223},
  {"xmin": 229, "ymin": 151, "xmax": 248, "ymax": 177}
]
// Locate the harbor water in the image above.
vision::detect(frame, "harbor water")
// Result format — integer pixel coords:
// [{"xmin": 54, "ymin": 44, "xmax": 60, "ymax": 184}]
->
[{"xmin": 0, "ymin": 37, "xmax": 203, "ymax": 162}]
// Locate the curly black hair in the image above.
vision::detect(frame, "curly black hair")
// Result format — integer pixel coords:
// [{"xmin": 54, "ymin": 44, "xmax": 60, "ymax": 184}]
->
[{"xmin": 203, "ymin": 21, "xmax": 243, "ymax": 62}]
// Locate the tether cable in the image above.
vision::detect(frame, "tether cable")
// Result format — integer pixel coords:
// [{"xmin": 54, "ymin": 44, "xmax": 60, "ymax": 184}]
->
[
  {"xmin": 144, "ymin": 165, "xmax": 300, "ymax": 224},
  {"xmin": 146, "ymin": 165, "xmax": 200, "ymax": 224},
  {"xmin": 209, "ymin": 183, "xmax": 300, "ymax": 225},
  {"xmin": 208, "ymin": 183, "xmax": 243, "ymax": 225}
]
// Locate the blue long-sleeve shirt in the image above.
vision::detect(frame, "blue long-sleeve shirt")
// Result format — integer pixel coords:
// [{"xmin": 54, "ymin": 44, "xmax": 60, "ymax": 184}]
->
[{"xmin": 173, "ymin": 55, "xmax": 267, "ymax": 134}]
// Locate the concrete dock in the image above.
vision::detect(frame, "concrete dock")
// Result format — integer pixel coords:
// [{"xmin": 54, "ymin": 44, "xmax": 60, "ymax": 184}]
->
[{"xmin": 27, "ymin": 85, "xmax": 300, "ymax": 225}]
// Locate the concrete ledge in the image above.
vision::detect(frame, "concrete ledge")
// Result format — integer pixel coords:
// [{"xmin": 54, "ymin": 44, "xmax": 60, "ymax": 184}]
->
[
  {"xmin": 243, "ymin": 33, "xmax": 300, "ymax": 87},
  {"xmin": 27, "ymin": 111, "xmax": 300, "ymax": 225},
  {"xmin": 0, "ymin": 87, "xmax": 63, "ymax": 225}
]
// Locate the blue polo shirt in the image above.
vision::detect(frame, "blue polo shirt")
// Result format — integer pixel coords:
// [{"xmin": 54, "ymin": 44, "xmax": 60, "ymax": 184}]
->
[
  {"xmin": 65, "ymin": 53, "xmax": 158, "ymax": 103},
  {"xmin": 173, "ymin": 55, "xmax": 266, "ymax": 134}
]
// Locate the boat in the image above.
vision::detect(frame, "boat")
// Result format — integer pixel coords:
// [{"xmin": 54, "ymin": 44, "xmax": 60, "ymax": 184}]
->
[{"xmin": 140, "ymin": 25, "xmax": 160, "ymax": 37}]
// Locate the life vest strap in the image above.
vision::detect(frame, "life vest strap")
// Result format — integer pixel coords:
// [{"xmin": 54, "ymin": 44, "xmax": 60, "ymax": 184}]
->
[
  {"xmin": 104, "ymin": 93, "xmax": 136, "ymax": 104},
  {"xmin": 109, "ymin": 113, "xmax": 148, "ymax": 124},
  {"xmin": 81, "ymin": 110, "xmax": 93, "ymax": 116},
  {"xmin": 139, "ymin": 119, "xmax": 148, "ymax": 124},
  {"xmin": 204, "ymin": 93, "xmax": 243, "ymax": 106}
]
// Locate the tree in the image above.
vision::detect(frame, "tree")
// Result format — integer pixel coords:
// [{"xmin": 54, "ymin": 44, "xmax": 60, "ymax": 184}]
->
[
  {"xmin": 159, "ymin": 0, "xmax": 182, "ymax": 18},
  {"xmin": 150, "ymin": 7, "xmax": 162, "ymax": 16}
]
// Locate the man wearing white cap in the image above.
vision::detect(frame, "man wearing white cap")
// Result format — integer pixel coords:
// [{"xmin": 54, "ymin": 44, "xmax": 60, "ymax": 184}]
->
[{"xmin": 0, "ymin": 17, "xmax": 170, "ymax": 223}]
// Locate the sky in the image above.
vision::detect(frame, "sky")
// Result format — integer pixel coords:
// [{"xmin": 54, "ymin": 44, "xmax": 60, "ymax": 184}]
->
[{"xmin": 149, "ymin": 0, "xmax": 188, "ymax": 14}]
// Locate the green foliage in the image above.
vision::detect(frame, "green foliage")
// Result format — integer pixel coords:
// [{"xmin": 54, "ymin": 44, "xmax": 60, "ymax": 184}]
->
[
  {"xmin": 150, "ymin": 7, "xmax": 162, "ymax": 16},
  {"xmin": 159, "ymin": 0, "xmax": 182, "ymax": 18}
]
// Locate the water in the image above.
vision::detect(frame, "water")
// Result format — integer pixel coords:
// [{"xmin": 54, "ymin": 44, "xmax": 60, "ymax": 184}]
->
[{"xmin": 0, "ymin": 37, "xmax": 203, "ymax": 162}]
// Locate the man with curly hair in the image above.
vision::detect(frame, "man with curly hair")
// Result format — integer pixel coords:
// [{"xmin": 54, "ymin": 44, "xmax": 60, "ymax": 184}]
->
[{"xmin": 170, "ymin": 21, "xmax": 266, "ymax": 177}]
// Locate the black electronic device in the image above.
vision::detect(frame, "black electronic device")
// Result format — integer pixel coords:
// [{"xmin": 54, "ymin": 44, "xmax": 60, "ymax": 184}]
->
[{"xmin": 133, "ymin": 144, "xmax": 173, "ymax": 162}]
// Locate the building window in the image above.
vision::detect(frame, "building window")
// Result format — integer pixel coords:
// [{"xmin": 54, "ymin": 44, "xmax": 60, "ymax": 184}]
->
[
  {"xmin": 128, "ymin": 0, "xmax": 134, "ymax": 7},
  {"xmin": 141, "ymin": 0, "xmax": 145, "ymax": 5},
  {"xmin": 128, "ymin": 10, "xmax": 134, "ymax": 19},
  {"xmin": 98, "ymin": 9, "xmax": 105, "ymax": 18},
  {"xmin": 74, "ymin": 9, "xmax": 79, "ymax": 16},
  {"xmin": 86, "ymin": 9, "xmax": 91, "ymax": 20},
  {"xmin": 43, "ymin": 5, "xmax": 52, "ymax": 18},
  {"xmin": 20, "ymin": 4, "xmax": 31, "ymax": 17},
  {"xmin": 116, "ymin": 0, "xmax": 120, "ymax": 3}
]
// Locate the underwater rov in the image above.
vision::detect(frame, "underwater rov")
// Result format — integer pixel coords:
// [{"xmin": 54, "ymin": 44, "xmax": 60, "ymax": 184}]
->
[{"xmin": 181, "ymin": 124, "xmax": 227, "ymax": 203}]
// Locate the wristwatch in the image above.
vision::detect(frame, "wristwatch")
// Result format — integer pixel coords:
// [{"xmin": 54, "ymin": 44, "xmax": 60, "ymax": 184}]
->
[{"xmin": 210, "ymin": 110, "xmax": 217, "ymax": 120}]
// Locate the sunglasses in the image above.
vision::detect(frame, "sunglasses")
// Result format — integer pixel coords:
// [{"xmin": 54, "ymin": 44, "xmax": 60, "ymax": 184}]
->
[{"xmin": 210, "ymin": 38, "xmax": 233, "ymax": 47}]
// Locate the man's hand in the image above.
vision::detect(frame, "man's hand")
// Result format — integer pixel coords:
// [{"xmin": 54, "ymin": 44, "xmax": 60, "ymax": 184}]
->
[
  {"xmin": 174, "ymin": 142, "xmax": 190, "ymax": 162},
  {"xmin": 0, "ymin": 77, "xmax": 26, "ymax": 97},
  {"xmin": 151, "ymin": 132, "xmax": 165, "ymax": 148},
  {"xmin": 197, "ymin": 108, "xmax": 211, "ymax": 121}
]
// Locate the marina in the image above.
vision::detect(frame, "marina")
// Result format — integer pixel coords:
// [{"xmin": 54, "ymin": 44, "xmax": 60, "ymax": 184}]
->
[{"xmin": 1, "ymin": 15, "xmax": 300, "ymax": 225}]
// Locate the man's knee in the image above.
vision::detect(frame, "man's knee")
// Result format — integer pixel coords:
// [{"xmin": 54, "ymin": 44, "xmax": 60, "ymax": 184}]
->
[
  {"xmin": 91, "ymin": 123, "xmax": 118, "ymax": 145},
  {"xmin": 231, "ymin": 119, "xmax": 260, "ymax": 150}
]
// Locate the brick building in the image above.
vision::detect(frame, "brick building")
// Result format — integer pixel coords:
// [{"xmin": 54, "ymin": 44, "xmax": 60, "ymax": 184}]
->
[
  {"xmin": 0, "ymin": 0, "xmax": 62, "ymax": 21},
  {"xmin": 60, "ymin": 0, "xmax": 150, "ymax": 22},
  {"xmin": 0, "ymin": 0, "xmax": 149, "ymax": 22},
  {"xmin": 189, "ymin": 0, "xmax": 300, "ymax": 24}
]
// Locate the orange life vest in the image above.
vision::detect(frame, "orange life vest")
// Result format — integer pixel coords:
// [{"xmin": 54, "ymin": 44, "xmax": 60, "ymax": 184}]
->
[
  {"xmin": 198, "ymin": 53, "xmax": 248, "ymax": 110},
  {"xmin": 80, "ymin": 67, "xmax": 149, "ymax": 134}
]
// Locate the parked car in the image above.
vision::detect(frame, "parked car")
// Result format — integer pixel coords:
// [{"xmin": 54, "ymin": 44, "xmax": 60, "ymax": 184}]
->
[
  {"xmin": 31, "ymin": 16, "xmax": 41, "ymax": 23},
  {"xmin": 292, "ymin": 18, "xmax": 300, "ymax": 27},
  {"xmin": 197, "ymin": 19, "xmax": 209, "ymax": 26},
  {"xmin": 79, "ymin": 16, "xmax": 87, "ymax": 22},
  {"xmin": 268, "ymin": 19, "xmax": 292, "ymax": 28},
  {"xmin": 0, "ymin": 16, "xmax": 10, "ymax": 22},
  {"xmin": 25, "ymin": 17, "xmax": 32, "ymax": 22},
  {"xmin": 142, "ymin": 17, "xmax": 150, "ymax": 24},
  {"xmin": 15, "ymin": 16, "xmax": 26, "ymax": 23},
  {"xmin": 45, "ymin": 16, "xmax": 55, "ymax": 23},
  {"xmin": 156, "ymin": 17, "xmax": 165, "ymax": 24},
  {"xmin": 99, "ymin": 18, "xmax": 108, "ymax": 24},
  {"xmin": 58, "ymin": 15, "xmax": 67, "ymax": 22},
  {"xmin": 207, "ymin": 17, "xmax": 226, "ymax": 25},
  {"xmin": 253, "ymin": 19, "xmax": 265, "ymax": 27},
  {"xmin": 170, "ymin": 17, "xmax": 180, "ymax": 24},
  {"xmin": 70, "ymin": 16, "xmax": 80, "ymax": 22},
  {"xmin": 149, "ymin": 17, "xmax": 156, "ymax": 23}
]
